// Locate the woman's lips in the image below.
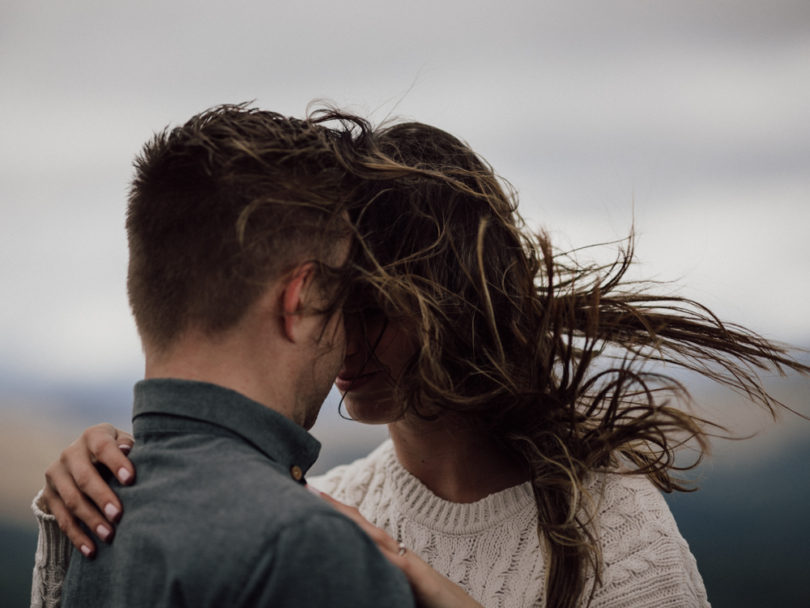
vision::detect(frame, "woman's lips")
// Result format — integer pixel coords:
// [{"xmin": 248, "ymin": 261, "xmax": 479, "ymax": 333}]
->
[{"xmin": 335, "ymin": 370, "xmax": 378, "ymax": 392}]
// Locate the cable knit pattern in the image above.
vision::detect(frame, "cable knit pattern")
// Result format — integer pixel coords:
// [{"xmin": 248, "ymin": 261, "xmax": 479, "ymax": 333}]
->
[
  {"xmin": 311, "ymin": 440, "xmax": 710, "ymax": 608},
  {"xmin": 30, "ymin": 489, "xmax": 72, "ymax": 608}
]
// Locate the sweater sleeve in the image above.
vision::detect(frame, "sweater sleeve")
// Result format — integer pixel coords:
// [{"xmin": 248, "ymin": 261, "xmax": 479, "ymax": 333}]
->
[
  {"xmin": 587, "ymin": 474, "xmax": 711, "ymax": 608},
  {"xmin": 30, "ymin": 489, "xmax": 73, "ymax": 608}
]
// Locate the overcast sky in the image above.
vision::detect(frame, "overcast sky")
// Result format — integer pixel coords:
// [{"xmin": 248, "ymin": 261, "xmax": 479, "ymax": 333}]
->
[{"xmin": 2, "ymin": 0, "xmax": 809, "ymax": 385}]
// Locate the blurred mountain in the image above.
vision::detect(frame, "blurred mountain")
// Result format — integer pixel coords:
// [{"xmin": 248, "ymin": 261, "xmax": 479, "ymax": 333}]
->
[
  {"xmin": 0, "ymin": 374, "xmax": 133, "ymax": 528},
  {"xmin": 1, "ymin": 522, "xmax": 35, "ymax": 608},
  {"xmin": 666, "ymin": 439, "xmax": 810, "ymax": 606}
]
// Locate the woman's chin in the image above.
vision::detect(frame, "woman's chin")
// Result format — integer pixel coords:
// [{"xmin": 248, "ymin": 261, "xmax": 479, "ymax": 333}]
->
[{"xmin": 343, "ymin": 395, "xmax": 402, "ymax": 425}]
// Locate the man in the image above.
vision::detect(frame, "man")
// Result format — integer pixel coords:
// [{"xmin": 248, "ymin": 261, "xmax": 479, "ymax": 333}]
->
[{"xmin": 55, "ymin": 105, "xmax": 413, "ymax": 607}]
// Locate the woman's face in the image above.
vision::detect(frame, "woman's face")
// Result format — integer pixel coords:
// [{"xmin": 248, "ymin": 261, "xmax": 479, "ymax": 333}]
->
[{"xmin": 335, "ymin": 311, "xmax": 416, "ymax": 424}]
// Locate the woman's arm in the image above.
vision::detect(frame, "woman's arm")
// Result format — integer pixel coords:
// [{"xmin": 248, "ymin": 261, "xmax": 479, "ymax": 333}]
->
[
  {"xmin": 39, "ymin": 424, "xmax": 135, "ymax": 555},
  {"xmin": 30, "ymin": 424, "xmax": 134, "ymax": 607},
  {"xmin": 30, "ymin": 489, "xmax": 72, "ymax": 608}
]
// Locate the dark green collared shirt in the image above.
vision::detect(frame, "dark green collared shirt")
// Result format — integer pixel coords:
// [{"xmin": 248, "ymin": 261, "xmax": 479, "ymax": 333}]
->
[{"xmin": 61, "ymin": 379, "xmax": 414, "ymax": 607}]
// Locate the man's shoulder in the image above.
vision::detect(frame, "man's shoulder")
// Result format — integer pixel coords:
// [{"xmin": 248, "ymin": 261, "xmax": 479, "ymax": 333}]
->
[
  {"xmin": 128, "ymin": 472, "xmax": 411, "ymax": 607},
  {"xmin": 125, "ymin": 432, "xmax": 334, "ymax": 534},
  {"xmin": 245, "ymin": 510, "xmax": 414, "ymax": 607},
  {"xmin": 67, "ymin": 442, "xmax": 414, "ymax": 607}
]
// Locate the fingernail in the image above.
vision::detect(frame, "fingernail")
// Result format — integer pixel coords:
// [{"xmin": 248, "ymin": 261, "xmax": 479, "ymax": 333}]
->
[
  {"xmin": 118, "ymin": 468, "xmax": 132, "ymax": 484},
  {"xmin": 118, "ymin": 444, "xmax": 131, "ymax": 455},
  {"xmin": 80, "ymin": 544, "xmax": 93, "ymax": 558},
  {"xmin": 96, "ymin": 524, "xmax": 111, "ymax": 542},
  {"xmin": 104, "ymin": 503, "xmax": 121, "ymax": 522}
]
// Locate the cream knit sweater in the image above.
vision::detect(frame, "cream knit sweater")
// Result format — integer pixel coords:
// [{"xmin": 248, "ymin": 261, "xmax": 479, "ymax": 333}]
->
[
  {"xmin": 30, "ymin": 439, "xmax": 709, "ymax": 607},
  {"xmin": 310, "ymin": 440, "xmax": 710, "ymax": 608}
]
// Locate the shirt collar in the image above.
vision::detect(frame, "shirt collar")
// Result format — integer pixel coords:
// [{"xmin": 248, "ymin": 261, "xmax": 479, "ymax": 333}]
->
[{"xmin": 132, "ymin": 378, "xmax": 321, "ymax": 474}]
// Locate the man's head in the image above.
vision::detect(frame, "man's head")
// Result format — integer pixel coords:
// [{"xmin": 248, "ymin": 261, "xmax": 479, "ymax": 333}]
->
[
  {"xmin": 126, "ymin": 103, "xmax": 355, "ymax": 353},
  {"xmin": 126, "ymin": 104, "xmax": 358, "ymax": 423}
]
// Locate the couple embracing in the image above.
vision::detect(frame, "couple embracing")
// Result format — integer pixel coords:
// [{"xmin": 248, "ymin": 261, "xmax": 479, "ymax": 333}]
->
[{"xmin": 33, "ymin": 103, "xmax": 805, "ymax": 607}]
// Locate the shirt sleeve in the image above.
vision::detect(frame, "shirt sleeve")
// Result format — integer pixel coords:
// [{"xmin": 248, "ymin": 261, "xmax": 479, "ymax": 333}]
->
[
  {"xmin": 30, "ymin": 489, "xmax": 73, "ymax": 608},
  {"xmin": 237, "ymin": 511, "xmax": 415, "ymax": 608}
]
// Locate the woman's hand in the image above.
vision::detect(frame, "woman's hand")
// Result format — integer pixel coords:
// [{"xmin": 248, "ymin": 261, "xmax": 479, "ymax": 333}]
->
[
  {"xmin": 312, "ymin": 488, "xmax": 484, "ymax": 608},
  {"xmin": 41, "ymin": 423, "xmax": 135, "ymax": 557}
]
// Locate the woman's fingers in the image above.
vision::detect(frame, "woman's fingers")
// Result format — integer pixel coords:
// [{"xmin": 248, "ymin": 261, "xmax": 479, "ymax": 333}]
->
[
  {"xmin": 59, "ymin": 427, "xmax": 130, "ymax": 524},
  {"xmin": 311, "ymin": 489, "xmax": 483, "ymax": 608},
  {"xmin": 43, "ymin": 461, "xmax": 114, "ymax": 555},
  {"xmin": 84, "ymin": 424, "xmax": 135, "ymax": 486},
  {"xmin": 61, "ymin": 449, "xmax": 123, "ymax": 525},
  {"xmin": 40, "ymin": 423, "xmax": 136, "ymax": 557},
  {"xmin": 315, "ymin": 490, "xmax": 401, "ymax": 554},
  {"xmin": 44, "ymin": 485, "xmax": 98, "ymax": 558}
]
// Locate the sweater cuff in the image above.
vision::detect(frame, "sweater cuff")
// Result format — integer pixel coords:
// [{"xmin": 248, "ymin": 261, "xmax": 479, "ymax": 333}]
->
[{"xmin": 32, "ymin": 488, "xmax": 73, "ymax": 568}]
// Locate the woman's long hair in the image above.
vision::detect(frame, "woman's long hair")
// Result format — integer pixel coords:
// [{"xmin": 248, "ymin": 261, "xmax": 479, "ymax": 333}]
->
[{"xmin": 321, "ymin": 114, "xmax": 808, "ymax": 607}]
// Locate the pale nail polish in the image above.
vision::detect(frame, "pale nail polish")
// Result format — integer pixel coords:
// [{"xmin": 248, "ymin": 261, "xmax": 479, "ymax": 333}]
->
[
  {"xmin": 118, "ymin": 444, "xmax": 131, "ymax": 455},
  {"xmin": 80, "ymin": 544, "xmax": 92, "ymax": 557},
  {"xmin": 118, "ymin": 468, "xmax": 132, "ymax": 484},
  {"xmin": 96, "ymin": 524, "xmax": 111, "ymax": 541},
  {"xmin": 104, "ymin": 503, "xmax": 120, "ymax": 521}
]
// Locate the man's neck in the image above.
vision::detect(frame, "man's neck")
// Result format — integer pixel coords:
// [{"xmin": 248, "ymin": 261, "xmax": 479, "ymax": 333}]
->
[{"xmin": 144, "ymin": 330, "xmax": 301, "ymax": 425}]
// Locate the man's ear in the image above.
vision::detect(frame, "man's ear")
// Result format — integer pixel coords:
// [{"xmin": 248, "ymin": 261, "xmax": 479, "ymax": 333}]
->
[{"xmin": 281, "ymin": 263, "xmax": 316, "ymax": 343}]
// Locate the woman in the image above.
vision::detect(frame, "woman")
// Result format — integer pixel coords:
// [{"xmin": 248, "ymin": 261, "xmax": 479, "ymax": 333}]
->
[{"xmin": 32, "ymin": 117, "xmax": 807, "ymax": 607}]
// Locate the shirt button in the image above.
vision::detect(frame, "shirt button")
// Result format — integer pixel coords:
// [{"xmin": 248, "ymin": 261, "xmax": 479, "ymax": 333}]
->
[{"xmin": 290, "ymin": 465, "xmax": 303, "ymax": 481}]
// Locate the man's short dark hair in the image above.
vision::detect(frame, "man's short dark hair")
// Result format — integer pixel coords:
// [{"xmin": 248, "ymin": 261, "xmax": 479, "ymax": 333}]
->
[{"xmin": 126, "ymin": 103, "xmax": 356, "ymax": 350}]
